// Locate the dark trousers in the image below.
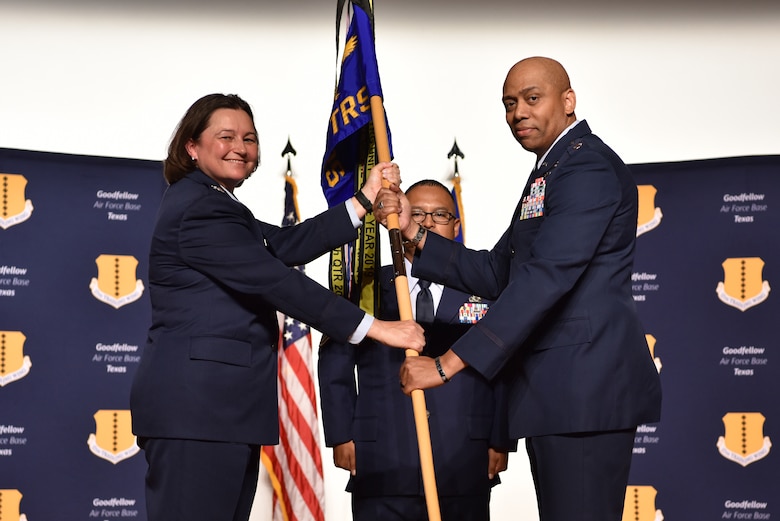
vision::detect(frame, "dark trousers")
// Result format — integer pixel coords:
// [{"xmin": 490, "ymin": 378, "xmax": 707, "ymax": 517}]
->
[
  {"xmin": 139, "ymin": 438, "xmax": 260, "ymax": 521},
  {"xmin": 526, "ymin": 428, "xmax": 636, "ymax": 521},
  {"xmin": 352, "ymin": 493, "xmax": 491, "ymax": 521}
]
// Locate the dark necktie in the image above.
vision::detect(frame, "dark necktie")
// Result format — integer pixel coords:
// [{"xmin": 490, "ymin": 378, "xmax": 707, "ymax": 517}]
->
[{"xmin": 416, "ymin": 279, "xmax": 435, "ymax": 324}]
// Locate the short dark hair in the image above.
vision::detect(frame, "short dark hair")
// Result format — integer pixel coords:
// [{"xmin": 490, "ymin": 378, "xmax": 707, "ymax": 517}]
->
[
  {"xmin": 406, "ymin": 179, "xmax": 456, "ymax": 207},
  {"xmin": 163, "ymin": 93, "xmax": 255, "ymax": 184}
]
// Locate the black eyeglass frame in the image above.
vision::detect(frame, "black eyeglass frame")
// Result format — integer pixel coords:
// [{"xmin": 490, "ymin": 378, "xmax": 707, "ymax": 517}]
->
[{"xmin": 410, "ymin": 209, "xmax": 457, "ymax": 225}]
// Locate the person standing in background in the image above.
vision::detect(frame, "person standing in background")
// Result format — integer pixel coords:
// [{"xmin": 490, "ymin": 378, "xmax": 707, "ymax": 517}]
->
[{"xmin": 319, "ymin": 179, "xmax": 514, "ymax": 521}]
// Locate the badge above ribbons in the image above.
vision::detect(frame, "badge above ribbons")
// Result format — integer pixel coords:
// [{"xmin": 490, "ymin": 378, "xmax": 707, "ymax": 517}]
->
[
  {"xmin": 89, "ymin": 254, "xmax": 145, "ymax": 309},
  {"xmin": 0, "ymin": 173, "xmax": 34, "ymax": 230},
  {"xmin": 717, "ymin": 412, "xmax": 772, "ymax": 467},
  {"xmin": 459, "ymin": 296, "xmax": 489, "ymax": 324},
  {"xmin": 0, "ymin": 330, "xmax": 32, "ymax": 387},
  {"xmin": 87, "ymin": 409, "xmax": 140, "ymax": 464},
  {"xmin": 636, "ymin": 184, "xmax": 662, "ymax": 237},
  {"xmin": 716, "ymin": 257, "xmax": 771, "ymax": 311}
]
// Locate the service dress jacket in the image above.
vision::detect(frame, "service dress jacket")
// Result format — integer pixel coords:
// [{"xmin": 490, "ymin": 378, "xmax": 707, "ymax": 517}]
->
[
  {"xmin": 413, "ymin": 121, "xmax": 662, "ymax": 439},
  {"xmin": 130, "ymin": 170, "xmax": 365, "ymax": 445},
  {"xmin": 318, "ymin": 265, "xmax": 513, "ymax": 497}
]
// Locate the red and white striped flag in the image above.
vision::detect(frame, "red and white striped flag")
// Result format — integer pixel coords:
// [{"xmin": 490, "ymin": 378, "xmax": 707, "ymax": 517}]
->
[{"xmin": 261, "ymin": 173, "xmax": 326, "ymax": 521}]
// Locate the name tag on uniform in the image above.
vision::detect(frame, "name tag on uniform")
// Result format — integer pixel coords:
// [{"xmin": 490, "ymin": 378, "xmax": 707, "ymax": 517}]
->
[
  {"xmin": 519, "ymin": 176, "xmax": 546, "ymax": 220},
  {"xmin": 459, "ymin": 300, "xmax": 489, "ymax": 323}
]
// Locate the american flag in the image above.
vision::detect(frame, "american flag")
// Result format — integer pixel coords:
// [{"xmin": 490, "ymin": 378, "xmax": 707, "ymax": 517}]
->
[{"xmin": 261, "ymin": 174, "xmax": 326, "ymax": 521}]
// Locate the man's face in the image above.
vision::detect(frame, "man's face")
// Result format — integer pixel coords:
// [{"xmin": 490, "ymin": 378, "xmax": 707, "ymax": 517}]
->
[
  {"xmin": 407, "ymin": 184, "xmax": 460, "ymax": 240},
  {"xmin": 501, "ymin": 60, "xmax": 575, "ymax": 157}
]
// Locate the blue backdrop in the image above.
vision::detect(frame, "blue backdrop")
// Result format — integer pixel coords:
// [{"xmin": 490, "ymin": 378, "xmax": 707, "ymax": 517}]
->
[
  {"xmin": 0, "ymin": 148, "xmax": 165, "ymax": 520},
  {"xmin": 0, "ymin": 148, "xmax": 777, "ymax": 520},
  {"xmin": 626, "ymin": 155, "xmax": 778, "ymax": 521}
]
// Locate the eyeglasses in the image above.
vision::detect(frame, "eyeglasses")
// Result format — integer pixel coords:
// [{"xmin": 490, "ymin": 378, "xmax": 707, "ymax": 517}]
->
[{"xmin": 411, "ymin": 209, "xmax": 456, "ymax": 225}]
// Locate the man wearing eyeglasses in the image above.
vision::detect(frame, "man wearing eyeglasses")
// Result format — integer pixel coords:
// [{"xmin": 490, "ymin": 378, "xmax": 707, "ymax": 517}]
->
[{"xmin": 318, "ymin": 179, "xmax": 515, "ymax": 521}]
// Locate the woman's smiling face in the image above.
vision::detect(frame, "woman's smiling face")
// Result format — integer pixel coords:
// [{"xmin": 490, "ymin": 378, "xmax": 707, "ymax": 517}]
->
[{"xmin": 186, "ymin": 108, "xmax": 259, "ymax": 191}]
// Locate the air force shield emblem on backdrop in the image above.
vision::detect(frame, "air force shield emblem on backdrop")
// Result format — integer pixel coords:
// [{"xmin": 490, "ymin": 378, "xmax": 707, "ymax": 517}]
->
[
  {"xmin": 716, "ymin": 257, "xmax": 771, "ymax": 311},
  {"xmin": 0, "ymin": 173, "xmax": 34, "ymax": 230},
  {"xmin": 87, "ymin": 409, "xmax": 139, "ymax": 464},
  {"xmin": 89, "ymin": 254, "xmax": 145, "ymax": 309},
  {"xmin": 636, "ymin": 185, "xmax": 662, "ymax": 237},
  {"xmin": 622, "ymin": 486, "xmax": 663, "ymax": 521},
  {"xmin": 0, "ymin": 489, "xmax": 27, "ymax": 521},
  {"xmin": 717, "ymin": 412, "xmax": 772, "ymax": 466},
  {"xmin": 645, "ymin": 334, "xmax": 662, "ymax": 374},
  {"xmin": 0, "ymin": 331, "xmax": 32, "ymax": 387}
]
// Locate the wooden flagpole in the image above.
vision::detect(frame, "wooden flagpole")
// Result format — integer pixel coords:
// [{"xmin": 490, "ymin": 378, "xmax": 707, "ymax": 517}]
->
[{"xmin": 370, "ymin": 95, "xmax": 442, "ymax": 521}]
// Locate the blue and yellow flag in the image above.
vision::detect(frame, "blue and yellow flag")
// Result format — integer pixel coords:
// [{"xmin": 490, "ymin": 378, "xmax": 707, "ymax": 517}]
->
[
  {"xmin": 322, "ymin": 2, "xmax": 390, "ymax": 206},
  {"xmin": 321, "ymin": 1, "xmax": 391, "ymax": 313}
]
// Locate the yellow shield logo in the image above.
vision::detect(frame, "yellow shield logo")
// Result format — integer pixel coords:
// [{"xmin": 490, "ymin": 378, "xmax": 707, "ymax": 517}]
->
[
  {"xmin": 0, "ymin": 331, "xmax": 32, "ymax": 387},
  {"xmin": 623, "ymin": 485, "xmax": 663, "ymax": 521},
  {"xmin": 0, "ymin": 173, "xmax": 34, "ymax": 230},
  {"xmin": 87, "ymin": 409, "xmax": 139, "ymax": 464},
  {"xmin": 645, "ymin": 334, "xmax": 661, "ymax": 374},
  {"xmin": 717, "ymin": 412, "xmax": 772, "ymax": 466},
  {"xmin": 0, "ymin": 488, "xmax": 28, "ymax": 520},
  {"xmin": 716, "ymin": 257, "xmax": 771, "ymax": 311},
  {"xmin": 636, "ymin": 185, "xmax": 662, "ymax": 237},
  {"xmin": 89, "ymin": 254, "xmax": 145, "ymax": 309}
]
